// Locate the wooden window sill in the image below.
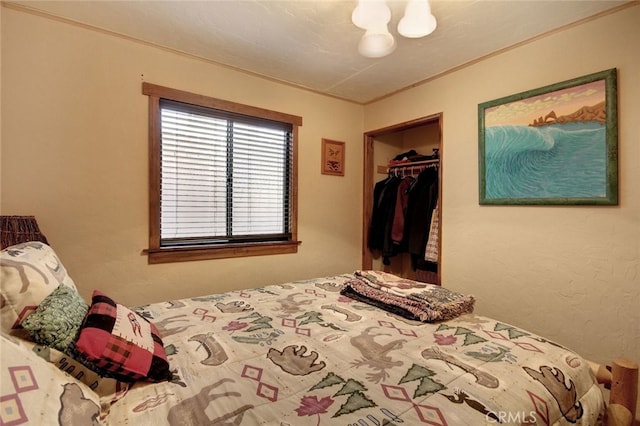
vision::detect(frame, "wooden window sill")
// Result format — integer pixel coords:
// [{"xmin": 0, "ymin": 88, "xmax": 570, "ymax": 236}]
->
[{"xmin": 143, "ymin": 240, "xmax": 302, "ymax": 264}]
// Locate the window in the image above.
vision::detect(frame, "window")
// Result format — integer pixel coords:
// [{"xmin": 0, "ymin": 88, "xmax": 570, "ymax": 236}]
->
[{"xmin": 143, "ymin": 83, "xmax": 302, "ymax": 264}]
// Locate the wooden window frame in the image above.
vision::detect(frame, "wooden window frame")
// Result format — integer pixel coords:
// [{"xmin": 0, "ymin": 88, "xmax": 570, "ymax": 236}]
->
[{"xmin": 142, "ymin": 83, "xmax": 302, "ymax": 264}]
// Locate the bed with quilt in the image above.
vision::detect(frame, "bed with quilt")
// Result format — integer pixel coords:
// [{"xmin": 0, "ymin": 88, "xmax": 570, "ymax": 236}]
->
[{"xmin": 0, "ymin": 242, "xmax": 620, "ymax": 425}]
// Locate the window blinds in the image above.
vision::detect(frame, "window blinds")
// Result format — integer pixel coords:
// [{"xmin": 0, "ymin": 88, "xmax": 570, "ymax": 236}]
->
[{"xmin": 159, "ymin": 99, "xmax": 292, "ymax": 246}]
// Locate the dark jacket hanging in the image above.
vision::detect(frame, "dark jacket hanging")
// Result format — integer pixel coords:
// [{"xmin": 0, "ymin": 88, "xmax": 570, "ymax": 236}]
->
[{"xmin": 368, "ymin": 177, "xmax": 401, "ymax": 260}]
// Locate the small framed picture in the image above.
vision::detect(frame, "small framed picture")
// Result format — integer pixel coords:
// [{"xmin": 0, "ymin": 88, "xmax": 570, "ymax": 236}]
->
[{"xmin": 321, "ymin": 139, "xmax": 345, "ymax": 176}]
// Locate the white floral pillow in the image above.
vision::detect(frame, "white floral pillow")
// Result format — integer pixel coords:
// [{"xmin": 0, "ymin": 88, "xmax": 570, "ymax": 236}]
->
[{"xmin": 0, "ymin": 242, "xmax": 77, "ymax": 334}]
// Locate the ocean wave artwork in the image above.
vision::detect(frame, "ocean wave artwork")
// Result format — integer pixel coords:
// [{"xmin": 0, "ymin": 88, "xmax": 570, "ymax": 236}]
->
[
  {"xmin": 484, "ymin": 122, "xmax": 606, "ymax": 199},
  {"xmin": 479, "ymin": 68, "xmax": 617, "ymax": 205}
]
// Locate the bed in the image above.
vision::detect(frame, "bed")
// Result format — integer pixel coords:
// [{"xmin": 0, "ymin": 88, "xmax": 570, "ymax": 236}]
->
[{"xmin": 1, "ymin": 241, "xmax": 637, "ymax": 425}]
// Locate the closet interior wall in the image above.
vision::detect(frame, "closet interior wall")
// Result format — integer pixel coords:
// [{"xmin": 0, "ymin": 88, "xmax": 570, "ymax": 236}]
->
[{"xmin": 362, "ymin": 114, "xmax": 442, "ymax": 284}]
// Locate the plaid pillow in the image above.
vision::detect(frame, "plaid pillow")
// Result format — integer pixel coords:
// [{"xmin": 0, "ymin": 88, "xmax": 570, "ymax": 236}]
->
[{"xmin": 74, "ymin": 290, "xmax": 170, "ymax": 382}]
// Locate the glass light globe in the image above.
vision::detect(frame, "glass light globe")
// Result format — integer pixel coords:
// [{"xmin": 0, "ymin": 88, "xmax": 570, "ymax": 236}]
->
[
  {"xmin": 352, "ymin": 0, "xmax": 392, "ymax": 30},
  {"xmin": 397, "ymin": 0, "xmax": 437, "ymax": 38},
  {"xmin": 358, "ymin": 28, "xmax": 396, "ymax": 58}
]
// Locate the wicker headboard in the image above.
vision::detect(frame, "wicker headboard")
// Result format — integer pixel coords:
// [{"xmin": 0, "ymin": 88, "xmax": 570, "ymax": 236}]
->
[{"xmin": 0, "ymin": 216, "xmax": 49, "ymax": 249}]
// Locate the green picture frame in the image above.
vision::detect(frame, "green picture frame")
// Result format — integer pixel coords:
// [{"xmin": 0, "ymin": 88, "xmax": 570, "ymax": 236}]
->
[{"xmin": 478, "ymin": 68, "xmax": 618, "ymax": 205}]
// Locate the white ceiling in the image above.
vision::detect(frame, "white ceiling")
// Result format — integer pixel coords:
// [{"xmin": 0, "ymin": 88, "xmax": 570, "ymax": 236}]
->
[{"xmin": 10, "ymin": 0, "xmax": 628, "ymax": 104}]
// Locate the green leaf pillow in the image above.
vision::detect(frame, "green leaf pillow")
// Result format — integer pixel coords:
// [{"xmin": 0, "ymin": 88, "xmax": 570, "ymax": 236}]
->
[{"xmin": 21, "ymin": 283, "xmax": 88, "ymax": 353}]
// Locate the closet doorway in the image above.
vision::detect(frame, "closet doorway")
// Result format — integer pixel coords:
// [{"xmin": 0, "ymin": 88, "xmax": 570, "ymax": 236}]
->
[{"xmin": 362, "ymin": 113, "xmax": 442, "ymax": 285}]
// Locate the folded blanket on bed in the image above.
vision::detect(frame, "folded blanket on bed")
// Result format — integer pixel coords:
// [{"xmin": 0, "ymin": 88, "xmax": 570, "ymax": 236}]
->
[{"xmin": 341, "ymin": 271, "xmax": 475, "ymax": 322}]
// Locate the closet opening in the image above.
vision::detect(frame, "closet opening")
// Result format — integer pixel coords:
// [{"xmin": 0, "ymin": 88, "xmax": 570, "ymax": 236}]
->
[{"xmin": 362, "ymin": 113, "xmax": 443, "ymax": 285}]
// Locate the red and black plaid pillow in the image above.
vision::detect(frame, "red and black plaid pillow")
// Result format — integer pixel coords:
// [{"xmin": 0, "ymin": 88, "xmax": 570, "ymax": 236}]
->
[{"xmin": 74, "ymin": 290, "xmax": 170, "ymax": 382}]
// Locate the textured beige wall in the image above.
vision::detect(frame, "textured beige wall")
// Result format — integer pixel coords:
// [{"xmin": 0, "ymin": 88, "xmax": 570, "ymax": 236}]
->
[
  {"xmin": 365, "ymin": 6, "xmax": 640, "ymax": 365},
  {"xmin": 0, "ymin": 7, "xmax": 364, "ymax": 305}
]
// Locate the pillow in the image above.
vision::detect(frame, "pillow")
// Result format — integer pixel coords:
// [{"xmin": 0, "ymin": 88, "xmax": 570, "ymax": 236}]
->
[
  {"xmin": 1, "ymin": 330, "xmax": 129, "ymax": 419},
  {"xmin": 21, "ymin": 284, "xmax": 88, "ymax": 353},
  {"xmin": 1, "ymin": 242, "xmax": 77, "ymax": 334},
  {"xmin": 0, "ymin": 332, "xmax": 102, "ymax": 426},
  {"xmin": 74, "ymin": 290, "xmax": 170, "ymax": 383}
]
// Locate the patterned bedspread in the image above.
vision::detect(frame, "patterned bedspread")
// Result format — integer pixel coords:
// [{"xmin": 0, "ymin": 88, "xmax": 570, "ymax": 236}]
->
[{"xmin": 108, "ymin": 273, "xmax": 604, "ymax": 425}]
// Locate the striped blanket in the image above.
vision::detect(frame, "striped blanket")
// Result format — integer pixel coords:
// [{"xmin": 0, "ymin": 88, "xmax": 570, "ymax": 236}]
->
[{"xmin": 340, "ymin": 270, "xmax": 475, "ymax": 322}]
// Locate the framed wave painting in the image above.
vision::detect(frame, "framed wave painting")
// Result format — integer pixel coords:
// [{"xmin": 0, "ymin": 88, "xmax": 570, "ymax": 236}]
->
[{"xmin": 478, "ymin": 68, "xmax": 618, "ymax": 205}]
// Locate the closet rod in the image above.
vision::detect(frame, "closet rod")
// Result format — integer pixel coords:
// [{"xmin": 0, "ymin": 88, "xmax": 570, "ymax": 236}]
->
[{"xmin": 387, "ymin": 158, "xmax": 439, "ymax": 170}]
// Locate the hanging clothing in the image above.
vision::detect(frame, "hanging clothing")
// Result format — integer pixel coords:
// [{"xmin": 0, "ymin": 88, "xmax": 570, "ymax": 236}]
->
[
  {"xmin": 368, "ymin": 161, "xmax": 439, "ymax": 271},
  {"xmin": 405, "ymin": 166, "xmax": 439, "ymax": 266},
  {"xmin": 368, "ymin": 176, "xmax": 401, "ymax": 264},
  {"xmin": 424, "ymin": 199, "xmax": 439, "ymax": 262},
  {"xmin": 368, "ymin": 177, "xmax": 391, "ymax": 251},
  {"xmin": 391, "ymin": 176, "xmax": 415, "ymax": 247}
]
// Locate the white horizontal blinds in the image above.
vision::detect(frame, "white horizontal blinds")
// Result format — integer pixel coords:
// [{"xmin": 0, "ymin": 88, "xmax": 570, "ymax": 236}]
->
[
  {"xmin": 231, "ymin": 121, "xmax": 290, "ymax": 236},
  {"xmin": 160, "ymin": 101, "xmax": 228, "ymax": 240},
  {"xmin": 159, "ymin": 99, "xmax": 292, "ymax": 245}
]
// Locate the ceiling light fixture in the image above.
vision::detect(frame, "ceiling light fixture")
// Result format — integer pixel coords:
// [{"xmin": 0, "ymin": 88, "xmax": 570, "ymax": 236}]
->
[
  {"xmin": 352, "ymin": 0, "xmax": 396, "ymax": 58},
  {"xmin": 398, "ymin": 0, "xmax": 437, "ymax": 38},
  {"xmin": 352, "ymin": 0, "xmax": 437, "ymax": 58}
]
